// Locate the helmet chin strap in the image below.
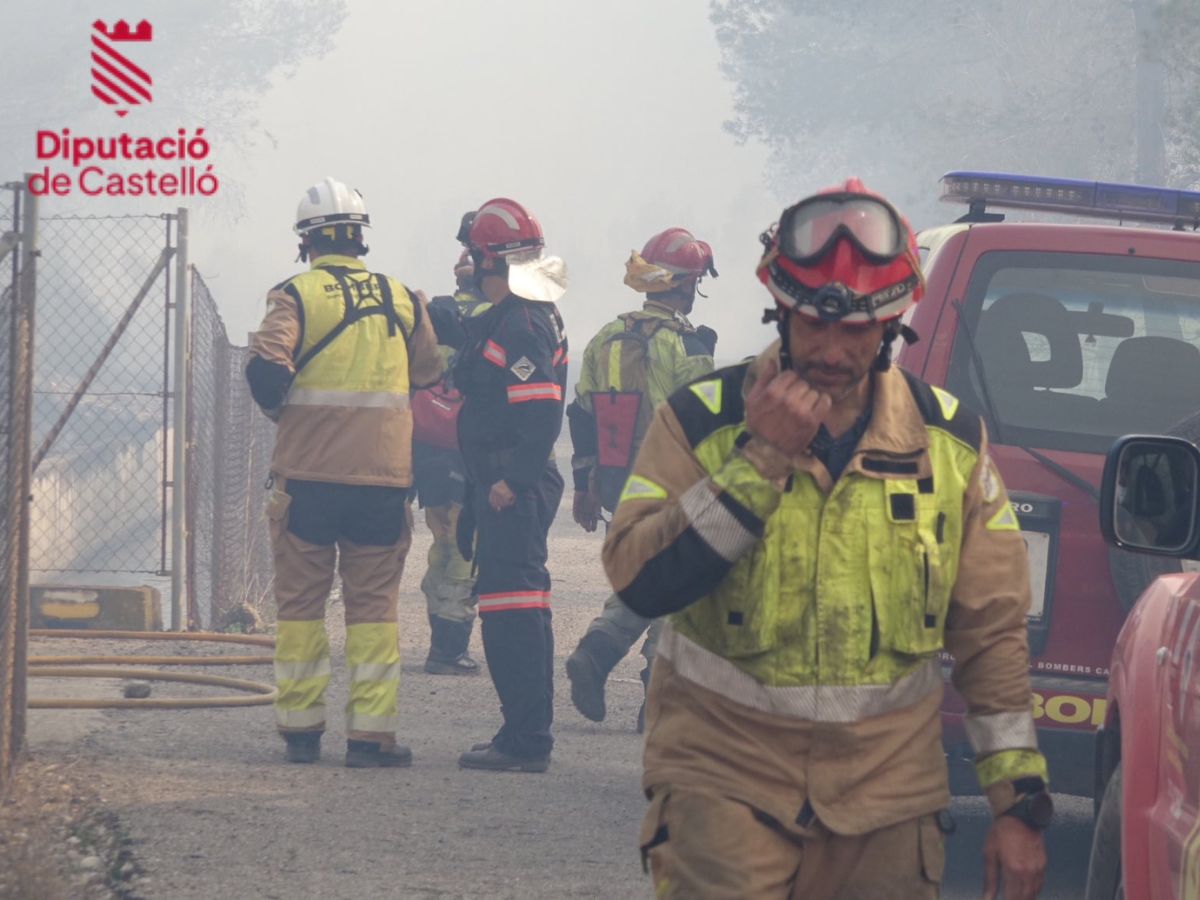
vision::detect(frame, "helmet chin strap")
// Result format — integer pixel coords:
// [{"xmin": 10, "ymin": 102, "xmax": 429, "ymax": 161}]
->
[{"xmin": 761, "ymin": 305, "xmax": 793, "ymax": 371}]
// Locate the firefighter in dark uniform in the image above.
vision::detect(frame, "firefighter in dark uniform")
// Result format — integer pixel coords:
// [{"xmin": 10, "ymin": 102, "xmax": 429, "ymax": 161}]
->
[{"xmin": 452, "ymin": 198, "xmax": 569, "ymax": 772}]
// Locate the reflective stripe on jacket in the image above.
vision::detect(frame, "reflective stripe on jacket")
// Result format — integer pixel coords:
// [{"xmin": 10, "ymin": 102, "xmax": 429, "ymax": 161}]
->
[
  {"xmin": 250, "ymin": 255, "xmax": 443, "ymax": 486},
  {"xmin": 602, "ymin": 341, "xmax": 1047, "ymax": 833}
]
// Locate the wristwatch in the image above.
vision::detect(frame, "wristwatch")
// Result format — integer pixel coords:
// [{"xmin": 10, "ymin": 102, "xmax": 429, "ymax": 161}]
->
[{"xmin": 1002, "ymin": 778, "xmax": 1054, "ymax": 831}]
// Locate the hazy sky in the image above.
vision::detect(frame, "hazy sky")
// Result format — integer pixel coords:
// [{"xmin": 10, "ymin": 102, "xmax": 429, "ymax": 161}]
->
[{"xmin": 4, "ymin": 1, "xmax": 799, "ymax": 363}]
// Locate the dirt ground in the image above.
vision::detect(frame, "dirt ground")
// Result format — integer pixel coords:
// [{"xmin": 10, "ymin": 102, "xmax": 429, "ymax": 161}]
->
[
  {"xmin": 17, "ymin": 497, "xmax": 1097, "ymax": 899},
  {"xmin": 22, "ymin": 509, "xmax": 653, "ymax": 900}
]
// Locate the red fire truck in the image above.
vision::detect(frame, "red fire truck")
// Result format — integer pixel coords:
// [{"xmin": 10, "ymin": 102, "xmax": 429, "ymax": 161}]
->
[{"xmin": 896, "ymin": 171, "xmax": 1200, "ymax": 797}]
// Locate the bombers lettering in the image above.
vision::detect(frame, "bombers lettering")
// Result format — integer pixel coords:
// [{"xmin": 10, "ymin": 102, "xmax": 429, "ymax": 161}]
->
[
  {"xmin": 37, "ymin": 128, "xmax": 210, "ymax": 167},
  {"xmin": 28, "ymin": 165, "xmax": 218, "ymax": 197}
]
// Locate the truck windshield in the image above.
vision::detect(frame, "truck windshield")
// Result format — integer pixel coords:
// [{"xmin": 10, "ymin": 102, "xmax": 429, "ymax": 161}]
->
[{"xmin": 946, "ymin": 251, "xmax": 1200, "ymax": 454}]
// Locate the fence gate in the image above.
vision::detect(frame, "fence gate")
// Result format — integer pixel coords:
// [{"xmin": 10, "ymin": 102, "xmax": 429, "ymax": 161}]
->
[{"xmin": 27, "ymin": 213, "xmax": 183, "ymax": 614}]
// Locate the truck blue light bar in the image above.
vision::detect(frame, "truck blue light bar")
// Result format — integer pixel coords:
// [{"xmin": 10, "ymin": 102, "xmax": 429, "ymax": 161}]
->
[{"xmin": 941, "ymin": 171, "xmax": 1200, "ymax": 228}]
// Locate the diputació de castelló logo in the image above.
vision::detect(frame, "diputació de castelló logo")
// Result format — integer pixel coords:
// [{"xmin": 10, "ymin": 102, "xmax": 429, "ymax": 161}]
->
[
  {"xmin": 91, "ymin": 18, "xmax": 152, "ymax": 118},
  {"xmin": 26, "ymin": 18, "xmax": 219, "ymax": 198}
]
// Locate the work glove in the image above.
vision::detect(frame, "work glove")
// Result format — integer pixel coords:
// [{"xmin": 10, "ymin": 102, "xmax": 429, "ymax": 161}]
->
[
  {"xmin": 573, "ymin": 490, "xmax": 602, "ymax": 533},
  {"xmin": 427, "ymin": 297, "xmax": 467, "ymax": 349}
]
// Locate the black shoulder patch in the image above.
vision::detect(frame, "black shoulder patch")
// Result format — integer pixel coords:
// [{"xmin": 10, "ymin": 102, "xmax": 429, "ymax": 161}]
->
[
  {"xmin": 900, "ymin": 368, "xmax": 982, "ymax": 451},
  {"xmin": 680, "ymin": 331, "xmax": 711, "ymax": 358},
  {"xmin": 668, "ymin": 361, "xmax": 750, "ymax": 449}
]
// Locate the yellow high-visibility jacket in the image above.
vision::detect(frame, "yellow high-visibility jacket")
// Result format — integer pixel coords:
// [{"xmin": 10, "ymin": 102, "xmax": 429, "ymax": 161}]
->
[
  {"xmin": 250, "ymin": 255, "xmax": 443, "ymax": 486},
  {"xmin": 603, "ymin": 342, "xmax": 1047, "ymax": 835}
]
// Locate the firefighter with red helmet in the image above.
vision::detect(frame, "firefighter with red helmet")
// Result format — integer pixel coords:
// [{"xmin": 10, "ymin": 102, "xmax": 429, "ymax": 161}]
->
[
  {"xmin": 602, "ymin": 181, "xmax": 1050, "ymax": 898},
  {"xmin": 412, "ymin": 249, "xmax": 491, "ymax": 676},
  {"xmin": 451, "ymin": 198, "xmax": 569, "ymax": 772},
  {"xmin": 564, "ymin": 227, "xmax": 718, "ymax": 732},
  {"xmin": 246, "ymin": 177, "xmax": 443, "ymax": 768}
]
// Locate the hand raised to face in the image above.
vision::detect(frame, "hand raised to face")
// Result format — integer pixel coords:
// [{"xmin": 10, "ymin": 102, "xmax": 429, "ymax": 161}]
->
[{"xmin": 744, "ymin": 357, "xmax": 832, "ymax": 458}]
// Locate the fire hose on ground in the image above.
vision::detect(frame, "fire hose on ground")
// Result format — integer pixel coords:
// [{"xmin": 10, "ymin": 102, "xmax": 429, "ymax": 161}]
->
[{"xmin": 28, "ymin": 629, "xmax": 277, "ymax": 710}]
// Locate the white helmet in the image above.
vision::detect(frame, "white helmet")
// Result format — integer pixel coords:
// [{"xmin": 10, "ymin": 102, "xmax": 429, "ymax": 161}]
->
[{"xmin": 294, "ymin": 177, "xmax": 371, "ymax": 235}]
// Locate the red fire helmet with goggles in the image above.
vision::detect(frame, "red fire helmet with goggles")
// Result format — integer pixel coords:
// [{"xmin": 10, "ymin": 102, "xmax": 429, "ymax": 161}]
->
[{"xmin": 757, "ymin": 179, "xmax": 925, "ymax": 324}]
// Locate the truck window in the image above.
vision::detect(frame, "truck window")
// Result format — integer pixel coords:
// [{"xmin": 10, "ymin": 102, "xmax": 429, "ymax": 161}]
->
[{"xmin": 946, "ymin": 251, "xmax": 1200, "ymax": 454}]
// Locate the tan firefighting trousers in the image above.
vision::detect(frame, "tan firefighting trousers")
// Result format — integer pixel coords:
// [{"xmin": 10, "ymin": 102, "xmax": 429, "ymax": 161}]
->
[
  {"xmin": 640, "ymin": 787, "xmax": 944, "ymax": 899},
  {"xmin": 268, "ymin": 490, "xmax": 411, "ymax": 746},
  {"xmin": 420, "ymin": 504, "xmax": 476, "ymax": 623},
  {"xmin": 587, "ymin": 593, "xmax": 660, "ymax": 664}
]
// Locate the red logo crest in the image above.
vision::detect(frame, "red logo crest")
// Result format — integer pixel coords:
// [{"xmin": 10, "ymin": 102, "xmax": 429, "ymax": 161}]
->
[{"xmin": 91, "ymin": 19, "xmax": 153, "ymax": 117}]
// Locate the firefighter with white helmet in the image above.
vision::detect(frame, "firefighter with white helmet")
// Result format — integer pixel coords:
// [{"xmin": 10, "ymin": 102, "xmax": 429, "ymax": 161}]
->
[
  {"xmin": 565, "ymin": 227, "xmax": 719, "ymax": 731},
  {"xmin": 451, "ymin": 198, "xmax": 569, "ymax": 772},
  {"xmin": 603, "ymin": 180, "xmax": 1050, "ymax": 898},
  {"xmin": 246, "ymin": 177, "xmax": 443, "ymax": 768}
]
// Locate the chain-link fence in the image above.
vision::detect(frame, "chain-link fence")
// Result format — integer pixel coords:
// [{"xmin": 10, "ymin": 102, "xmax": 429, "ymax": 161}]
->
[
  {"xmin": 187, "ymin": 270, "xmax": 274, "ymax": 630},
  {"xmin": 10, "ymin": 202, "xmax": 276, "ymax": 630},
  {"xmin": 1, "ymin": 182, "xmax": 34, "ymax": 797},
  {"xmin": 0, "ymin": 184, "xmax": 280, "ymax": 791},
  {"xmin": 30, "ymin": 214, "xmax": 176, "ymax": 579}
]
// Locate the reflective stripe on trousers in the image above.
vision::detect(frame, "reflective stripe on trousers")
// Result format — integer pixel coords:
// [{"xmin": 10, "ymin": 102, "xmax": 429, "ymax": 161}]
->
[
  {"xmin": 345, "ymin": 622, "xmax": 401, "ymax": 737},
  {"xmin": 275, "ymin": 619, "xmax": 332, "ymax": 730}
]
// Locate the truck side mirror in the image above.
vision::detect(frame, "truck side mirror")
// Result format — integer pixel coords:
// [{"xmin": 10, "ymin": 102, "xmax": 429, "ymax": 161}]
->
[{"xmin": 1100, "ymin": 435, "xmax": 1200, "ymax": 557}]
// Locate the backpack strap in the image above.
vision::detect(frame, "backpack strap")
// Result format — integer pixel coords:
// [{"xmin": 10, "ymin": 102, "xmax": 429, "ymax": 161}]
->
[{"xmin": 293, "ymin": 267, "xmax": 413, "ymax": 374}]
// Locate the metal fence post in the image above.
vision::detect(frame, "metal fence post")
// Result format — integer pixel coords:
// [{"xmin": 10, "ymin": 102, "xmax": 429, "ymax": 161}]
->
[
  {"xmin": 10, "ymin": 180, "xmax": 38, "ymax": 765},
  {"xmin": 170, "ymin": 209, "xmax": 190, "ymax": 630}
]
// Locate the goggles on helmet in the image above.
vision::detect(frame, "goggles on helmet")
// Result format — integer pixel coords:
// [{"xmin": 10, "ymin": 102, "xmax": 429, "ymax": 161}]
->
[{"xmin": 778, "ymin": 193, "xmax": 907, "ymax": 266}]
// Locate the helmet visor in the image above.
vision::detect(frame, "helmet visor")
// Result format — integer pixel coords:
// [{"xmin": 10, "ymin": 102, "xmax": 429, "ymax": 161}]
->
[{"xmin": 780, "ymin": 195, "xmax": 905, "ymax": 265}]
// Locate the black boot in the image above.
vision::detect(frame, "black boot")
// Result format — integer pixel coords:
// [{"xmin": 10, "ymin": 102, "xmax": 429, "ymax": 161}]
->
[
  {"xmin": 345, "ymin": 740, "xmax": 413, "ymax": 768},
  {"xmin": 283, "ymin": 732, "xmax": 321, "ymax": 764},
  {"xmin": 637, "ymin": 664, "xmax": 652, "ymax": 734},
  {"xmin": 425, "ymin": 615, "xmax": 481, "ymax": 676},
  {"xmin": 458, "ymin": 744, "xmax": 549, "ymax": 773},
  {"xmin": 565, "ymin": 630, "xmax": 627, "ymax": 722}
]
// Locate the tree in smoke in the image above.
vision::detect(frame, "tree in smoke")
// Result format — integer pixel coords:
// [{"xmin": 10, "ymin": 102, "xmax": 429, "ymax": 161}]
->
[
  {"xmin": 1162, "ymin": 0, "xmax": 1200, "ymax": 188},
  {"xmin": 710, "ymin": 0, "xmax": 1197, "ymax": 220}
]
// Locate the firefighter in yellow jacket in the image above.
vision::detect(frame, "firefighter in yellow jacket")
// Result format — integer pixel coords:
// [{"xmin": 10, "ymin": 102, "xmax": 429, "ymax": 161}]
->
[
  {"xmin": 246, "ymin": 177, "xmax": 443, "ymax": 768},
  {"xmin": 603, "ymin": 181, "xmax": 1050, "ymax": 899},
  {"xmin": 565, "ymin": 228, "xmax": 718, "ymax": 731}
]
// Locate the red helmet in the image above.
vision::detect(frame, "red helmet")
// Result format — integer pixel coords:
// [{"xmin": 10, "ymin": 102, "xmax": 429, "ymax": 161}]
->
[
  {"xmin": 625, "ymin": 227, "xmax": 718, "ymax": 294},
  {"xmin": 460, "ymin": 197, "xmax": 545, "ymax": 261},
  {"xmin": 641, "ymin": 228, "xmax": 717, "ymax": 282},
  {"xmin": 757, "ymin": 178, "xmax": 924, "ymax": 323},
  {"xmin": 458, "ymin": 197, "xmax": 567, "ymax": 302}
]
